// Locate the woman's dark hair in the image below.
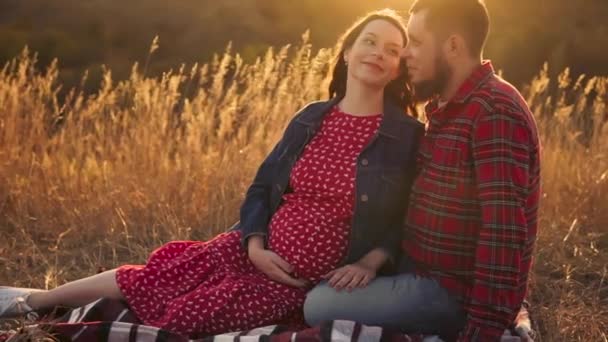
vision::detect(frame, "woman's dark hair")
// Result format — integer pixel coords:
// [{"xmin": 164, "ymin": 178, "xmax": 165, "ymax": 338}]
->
[{"xmin": 328, "ymin": 9, "xmax": 418, "ymax": 117}]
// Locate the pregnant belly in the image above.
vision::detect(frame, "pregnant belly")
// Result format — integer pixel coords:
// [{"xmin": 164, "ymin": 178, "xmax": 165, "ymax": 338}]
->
[{"xmin": 267, "ymin": 204, "xmax": 351, "ymax": 283}]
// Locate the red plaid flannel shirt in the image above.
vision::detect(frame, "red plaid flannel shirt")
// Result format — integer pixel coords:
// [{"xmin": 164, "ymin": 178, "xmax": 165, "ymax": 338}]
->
[{"xmin": 403, "ymin": 61, "xmax": 541, "ymax": 341}]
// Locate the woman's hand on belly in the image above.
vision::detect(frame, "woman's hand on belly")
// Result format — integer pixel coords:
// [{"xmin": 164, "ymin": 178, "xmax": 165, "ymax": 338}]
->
[{"xmin": 248, "ymin": 241, "xmax": 310, "ymax": 288}]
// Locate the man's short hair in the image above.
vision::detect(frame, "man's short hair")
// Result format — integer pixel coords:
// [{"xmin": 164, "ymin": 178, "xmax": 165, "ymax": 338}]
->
[{"xmin": 410, "ymin": 0, "xmax": 490, "ymax": 57}]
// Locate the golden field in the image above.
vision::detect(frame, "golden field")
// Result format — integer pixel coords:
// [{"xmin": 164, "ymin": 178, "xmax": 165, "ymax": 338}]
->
[{"xmin": 0, "ymin": 38, "xmax": 606, "ymax": 341}]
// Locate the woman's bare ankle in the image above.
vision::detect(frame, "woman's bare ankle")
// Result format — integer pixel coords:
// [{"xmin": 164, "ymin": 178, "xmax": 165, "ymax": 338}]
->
[{"xmin": 25, "ymin": 290, "xmax": 49, "ymax": 311}]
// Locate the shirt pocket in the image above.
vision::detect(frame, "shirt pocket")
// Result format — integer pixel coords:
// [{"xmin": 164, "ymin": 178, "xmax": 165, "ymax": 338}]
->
[{"xmin": 429, "ymin": 141, "xmax": 463, "ymax": 190}]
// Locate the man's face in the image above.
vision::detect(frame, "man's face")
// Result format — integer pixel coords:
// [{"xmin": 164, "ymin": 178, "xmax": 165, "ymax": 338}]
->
[{"xmin": 403, "ymin": 9, "xmax": 451, "ymax": 101}]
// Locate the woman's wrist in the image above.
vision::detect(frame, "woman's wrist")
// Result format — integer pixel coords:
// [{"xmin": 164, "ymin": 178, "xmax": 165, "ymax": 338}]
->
[
  {"xmin": 246, "ymin": 235, "xmax": 265, "ymax": 255},
  {"xmin": 356, "ymin": 248, "xmax": 389, "ymax": 271}
]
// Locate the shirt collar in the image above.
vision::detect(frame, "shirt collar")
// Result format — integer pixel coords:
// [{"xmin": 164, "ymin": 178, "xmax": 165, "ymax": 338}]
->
[{"xmin": 424, "ymin": 60, "xmax": 495, "ymax": 114}]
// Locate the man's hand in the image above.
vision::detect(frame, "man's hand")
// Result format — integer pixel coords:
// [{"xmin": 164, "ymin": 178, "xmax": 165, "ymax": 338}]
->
[
  {"xmin": 323, "ymin": 262, "xmax": 376, "ymax": 292},
  {"xmin": 247, "ymin": 238, "xmax": 309, "ymax": 288}
]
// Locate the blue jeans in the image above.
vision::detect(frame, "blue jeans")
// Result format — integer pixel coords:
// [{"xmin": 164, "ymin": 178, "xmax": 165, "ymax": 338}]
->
[{"xmin": 304, "ymin": 269, "xmax": 466, "ymax": 338}]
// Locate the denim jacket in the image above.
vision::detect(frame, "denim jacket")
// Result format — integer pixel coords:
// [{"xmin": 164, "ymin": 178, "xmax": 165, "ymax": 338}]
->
[{"xmin": 232, "ymin": 97, "xmax": 424, "ymax": 272}]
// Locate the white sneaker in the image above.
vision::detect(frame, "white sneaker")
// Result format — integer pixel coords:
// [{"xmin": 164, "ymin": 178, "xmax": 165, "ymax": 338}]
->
[{"xmin": 0, "ymin": 287, "xmax": 43, "ymax": 318}]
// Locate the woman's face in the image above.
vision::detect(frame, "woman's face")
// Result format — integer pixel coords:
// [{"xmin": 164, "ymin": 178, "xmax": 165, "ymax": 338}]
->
[{"xmin": 344, "ymin": 19, "xmax": 404, "ymax": 90}]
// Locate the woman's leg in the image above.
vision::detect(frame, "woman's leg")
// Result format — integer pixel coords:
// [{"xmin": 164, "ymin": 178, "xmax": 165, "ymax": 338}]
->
[{"xmin": 26, "ymin": 269, "xmax": 124, "ymax": 311}]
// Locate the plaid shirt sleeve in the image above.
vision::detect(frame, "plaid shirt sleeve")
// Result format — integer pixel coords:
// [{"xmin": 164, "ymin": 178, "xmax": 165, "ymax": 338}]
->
[{"xmin": 458, "ymin": 108, "xmax": 533, "ymax": 341}]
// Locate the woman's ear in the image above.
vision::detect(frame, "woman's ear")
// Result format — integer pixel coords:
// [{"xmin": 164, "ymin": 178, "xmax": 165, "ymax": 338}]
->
[{"xmin": 343, "ymin": 48, "xmax": 351, "ymax": 65}]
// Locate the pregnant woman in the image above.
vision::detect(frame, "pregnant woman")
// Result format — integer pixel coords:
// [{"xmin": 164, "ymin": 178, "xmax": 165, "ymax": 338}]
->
[{"xmin": 0, "ymin": 9, "xmax": 423, "ymax": 338}]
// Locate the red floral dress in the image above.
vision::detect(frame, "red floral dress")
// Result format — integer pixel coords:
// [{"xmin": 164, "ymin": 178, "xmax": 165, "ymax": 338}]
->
[{"xmin": 115, "ymin": 106, "xmax": 381, "ymax": 336}]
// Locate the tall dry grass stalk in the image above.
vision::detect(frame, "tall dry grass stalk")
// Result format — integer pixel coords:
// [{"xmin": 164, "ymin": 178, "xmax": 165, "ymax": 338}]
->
[{"xmin": 0, "ymin": 38, "xmax": 606, "ymax": 340}]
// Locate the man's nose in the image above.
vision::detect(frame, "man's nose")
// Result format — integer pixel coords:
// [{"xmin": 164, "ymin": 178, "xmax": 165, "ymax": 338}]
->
[{"xmin": 401, "ymin": 47, "xmax": 411, "ymax": 59}]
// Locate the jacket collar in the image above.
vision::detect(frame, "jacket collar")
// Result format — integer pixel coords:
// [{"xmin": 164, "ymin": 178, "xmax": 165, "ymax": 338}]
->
[{"xmin": 295, "ymin": 96, "xmax": 409, "ymax": 140}]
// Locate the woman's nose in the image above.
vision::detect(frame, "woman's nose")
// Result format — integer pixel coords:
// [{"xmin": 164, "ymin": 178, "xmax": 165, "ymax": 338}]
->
[{"xmin": 371, "ymin": 49, "xmax": 384, "ymax": 60}]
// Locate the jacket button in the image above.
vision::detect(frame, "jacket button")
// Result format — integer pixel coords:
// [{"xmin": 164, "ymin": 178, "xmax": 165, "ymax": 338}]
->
[
  {"xmin": 360, "ymin": 194, "xmax": 369, "ymax": 202},
  {"xmin": 361, "ymin": 159, "xmax": 369, "ymax": 166}
]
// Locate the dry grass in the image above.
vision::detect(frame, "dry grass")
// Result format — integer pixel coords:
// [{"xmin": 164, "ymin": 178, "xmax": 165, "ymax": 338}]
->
[
  {"xmin": 0, "ymin": 37, "xmax": 606, "ymax": 341},
  {"xmin": 0, "ymin": 318, "xmax": 57, "ymax": 342}
]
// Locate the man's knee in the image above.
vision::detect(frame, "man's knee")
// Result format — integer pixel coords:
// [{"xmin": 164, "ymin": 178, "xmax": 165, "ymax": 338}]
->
[
  {"xmin": 304, "ymin": 275, "xmax": 465, "ymax": 335},
  {"xmin": 304, "ymin": 278, "xmax": 398, "ymax": 326},
  {"xmin": 303, "ymin": 282, "xmax": 335, "ymax": 326}
]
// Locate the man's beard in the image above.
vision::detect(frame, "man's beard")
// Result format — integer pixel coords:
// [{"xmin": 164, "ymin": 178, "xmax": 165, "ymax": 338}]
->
[{"xmin": 411, "ymin": 55, "xmax": 451, "ymax": 102}]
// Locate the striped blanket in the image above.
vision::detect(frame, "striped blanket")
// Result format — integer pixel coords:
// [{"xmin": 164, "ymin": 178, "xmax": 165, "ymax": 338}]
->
[{"xmin": 0, "ymin": 298, "xmax": 533, "ymax": 342}]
